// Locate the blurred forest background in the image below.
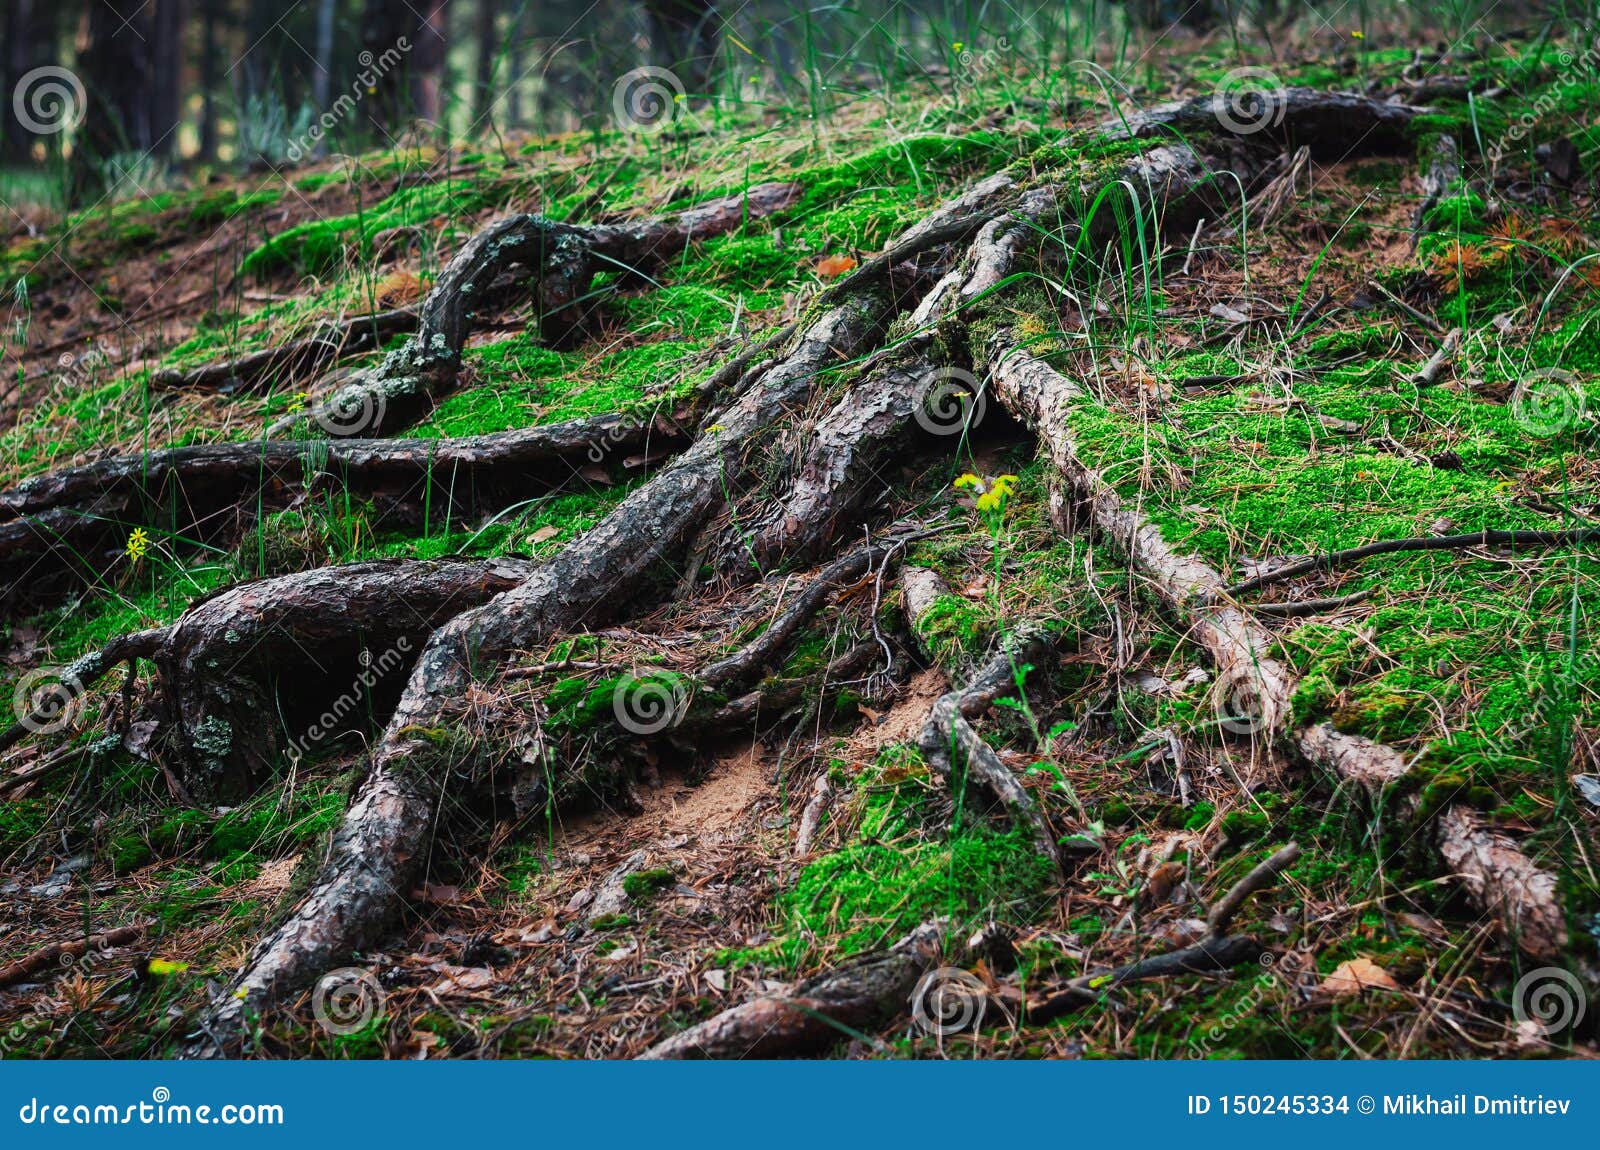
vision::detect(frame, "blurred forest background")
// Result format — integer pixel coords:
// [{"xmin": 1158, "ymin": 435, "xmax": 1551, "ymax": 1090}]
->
[{"xmin": 0, "ymin": 0, "xmax": 1569, "ymax": 209}]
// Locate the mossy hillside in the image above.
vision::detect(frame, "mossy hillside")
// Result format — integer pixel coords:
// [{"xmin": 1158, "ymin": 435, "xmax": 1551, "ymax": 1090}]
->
[
  {"xmin": 240, "ymin": 177, "xmax": 507, "ymax": 278},
  {"xmin": 409, "ymin": 336, "xmax": 705, "ymax": 438},
  {"xmin": 1039, "ymin": 347, "xmax": 1600, "ymax": 811}
]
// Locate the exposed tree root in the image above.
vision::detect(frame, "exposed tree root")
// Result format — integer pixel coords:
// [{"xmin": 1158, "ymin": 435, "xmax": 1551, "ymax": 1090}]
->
[
  {"xmin": 179, "ymin": 168, "xmax": 1046, "ymax": 1054},
  {"xmin": 3, "ymin": 559, "xmax": 534, "ymax": 802},
  {"xmin": 149, "ymin": 307, "xmax": 418, "ymax": 393},
  {"xmin": 640, "ymin": 920, "xmax": 947, "ymax": 1058},
  {"xmin": 983, "ymin": 336, "xmax": 1569, "ymax": 958},
  {"xmin": 987, "ymin": 335, "xmax": 1293, "ymax": 754},
  {"xmin": 1100, "ymin": 88, "xmax": 1425, "ymax": 157},
  {"xmin": 918, "ymin": 626, "xmax": 1067, "ymax": 873},
  {"xmin": 1221, "ymin": 527, "xmax": 1600, "ymax": 599},
  {"xmin": 0, "ymin": 411, "xmax": 685, "ymax": 613},
  {"xmin": 1026, "ymin": 843, "xmax": 1300, "ymax": 1021},
  {"xmin": 271, "ymin": 182, "xmax": 801, "ymax": 439},
  {"xmin": 22, "ymin": 94, "xmax": 1514, "ymax": 1057}
]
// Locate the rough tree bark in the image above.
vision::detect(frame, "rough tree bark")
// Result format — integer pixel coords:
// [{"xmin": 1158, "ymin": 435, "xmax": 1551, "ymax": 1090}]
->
[{"xmin": 0, "ymin": 411, "xmax": 690, "ymax": 612}]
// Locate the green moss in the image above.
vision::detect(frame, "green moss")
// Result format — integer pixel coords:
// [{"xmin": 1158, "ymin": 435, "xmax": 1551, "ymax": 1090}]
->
[
  {"xmin": 241, "ymin": 179, "xmax": 498, "ymax": 278},
  {"xmin": 0, "ymin": 800, "xmax": 48, "ymax": 858},
  {"xmin": 912, "ymin": 591, "xmax": 996, "ymax": 665},
  {"xmin": 623, "ymin": 867, "xmax": 676, "ymax": 901},
  {"xmin": 734, "ymin": 755, "xmax": 1054, "ymax": 970}
]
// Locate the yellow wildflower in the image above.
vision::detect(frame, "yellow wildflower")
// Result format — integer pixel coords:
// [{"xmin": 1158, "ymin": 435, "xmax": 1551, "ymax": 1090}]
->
[
  {"xmin": 952, "ymin": 472, "xmax": 984, "ymax": 492},
  {"xmin": 125, "ymin": 528, "xmax": 151, "ymax": 562},
  {"xmin": 287, "ymin": 391, "xmax": 309, "ymax": 415}
]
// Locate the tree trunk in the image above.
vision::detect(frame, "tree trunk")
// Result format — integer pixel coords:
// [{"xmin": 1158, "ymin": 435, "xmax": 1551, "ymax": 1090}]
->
[
  {"xmin": 148, "ymin": 0, "xmax": 188, "ymax": 160},
  {"xmin": 77, "ymin": 0, "xmax": 154, "ymax": 190},
  {"xmin": 198, "ymin": 0, "xmax": 221, "ymax": 161},
  {"xmin": 473, "ymin": 0, "xmax": 498, "ymax": 130},
  {"xmin": 1, "ymin": 0, "xmax": 57, "ymax": 165},
  {"xmin": 313, "ymin": 0, "xmax": 338, "ymax": 112}
]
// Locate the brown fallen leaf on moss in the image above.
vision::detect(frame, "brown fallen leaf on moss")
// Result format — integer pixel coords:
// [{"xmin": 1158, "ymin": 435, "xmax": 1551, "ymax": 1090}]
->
[
  {"xmin": 1319, "ymin": 956, "xmax": 1400, "ymax": 997},
  {"xmin": 816, "ymin": 254, "xmax": 858, "ymax": 277}
]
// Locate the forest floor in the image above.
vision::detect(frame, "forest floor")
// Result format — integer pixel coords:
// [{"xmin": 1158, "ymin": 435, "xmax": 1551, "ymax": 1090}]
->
[{"xmin": 1, "ymin": 28, "xmax": 1598, "ymax": 1059}]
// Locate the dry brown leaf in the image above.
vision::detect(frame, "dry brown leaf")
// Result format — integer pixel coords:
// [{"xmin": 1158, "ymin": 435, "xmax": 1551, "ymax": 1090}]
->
[{"xmin": 1319, "ymin": 956, "xmax": 1400, "ymax": 997}]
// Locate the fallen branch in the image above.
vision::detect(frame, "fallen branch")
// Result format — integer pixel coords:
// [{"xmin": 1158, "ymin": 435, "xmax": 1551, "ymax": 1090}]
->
[
  {"xmin": 1222, "ymin": 527, "xmax": 1600, "ymax": 598},
  {"xmin": 640, "ymin": 920, "xmax": 946, "ymax": 1058},
  {"xmin": 1026, "ymin": 843, "xmax": 1301, "ymax": 1021},
  {"xmin": 0, "ymin": 923, "xmax": 150, "ymax": 988}
]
